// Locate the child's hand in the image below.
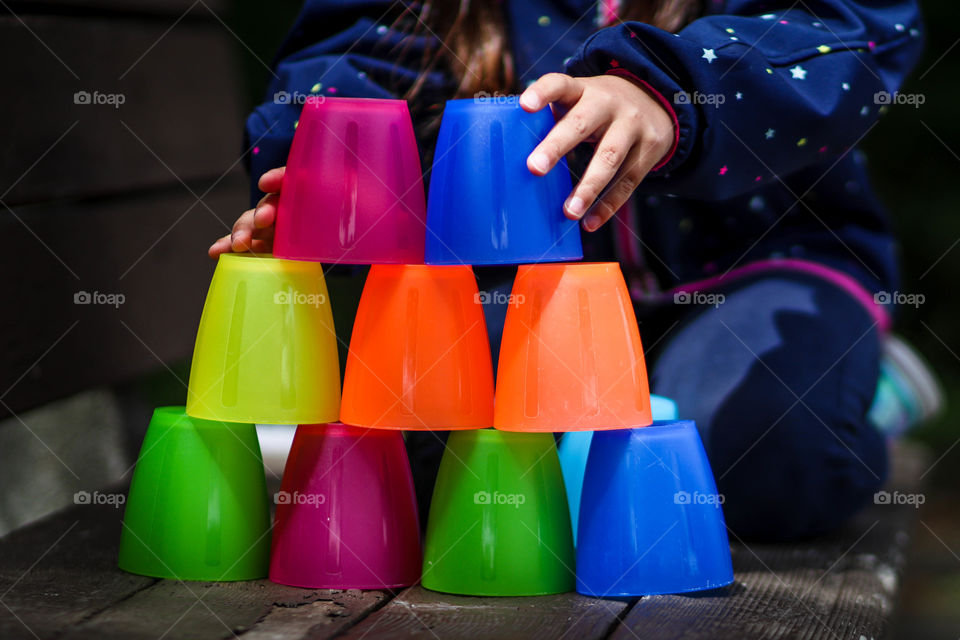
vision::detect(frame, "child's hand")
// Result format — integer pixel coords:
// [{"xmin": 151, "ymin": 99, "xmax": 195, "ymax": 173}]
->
[
  {"xmin": 520, "ymin": 73, "xmax": 674, "ymax": 231},
  {"xmin": 208, "ymin": 167, "xmax": 285, "ymax": 258}
]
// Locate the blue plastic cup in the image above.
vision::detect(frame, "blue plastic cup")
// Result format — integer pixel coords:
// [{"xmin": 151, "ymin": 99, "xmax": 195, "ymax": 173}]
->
[
  {"xmin": 576, "ymin": 420, "xmax": 734, "ymax": 597},
  {"xmin": 559, "ymin": 395, "xmax": 678, "ymax": 545},
  {"xmin": 424, "ymin": 97, "xmax": 583, "ymax": 265}
]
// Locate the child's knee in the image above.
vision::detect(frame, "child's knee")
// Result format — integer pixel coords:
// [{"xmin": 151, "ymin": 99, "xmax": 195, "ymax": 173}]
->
[{"xmin": 707, "ymin": 402, "xmax": 888, "ymax": 541}]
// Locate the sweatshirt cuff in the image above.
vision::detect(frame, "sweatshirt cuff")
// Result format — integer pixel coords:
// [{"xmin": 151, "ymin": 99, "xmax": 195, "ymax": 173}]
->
[{"xmin": 564, "ymin": 24, "xmax": 700, "ymax": 176}]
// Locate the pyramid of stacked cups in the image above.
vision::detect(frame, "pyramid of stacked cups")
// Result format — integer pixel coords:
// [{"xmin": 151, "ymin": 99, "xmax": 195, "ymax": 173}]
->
[{"xmin": 117, "ymin": 95, "xmax": 733, "ymax": 597}]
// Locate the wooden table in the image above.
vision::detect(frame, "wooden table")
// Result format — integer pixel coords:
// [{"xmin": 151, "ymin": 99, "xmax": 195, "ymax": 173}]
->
[{"xmin": 0, "ymin": 444, "xmax": 925, "ymax": 639}]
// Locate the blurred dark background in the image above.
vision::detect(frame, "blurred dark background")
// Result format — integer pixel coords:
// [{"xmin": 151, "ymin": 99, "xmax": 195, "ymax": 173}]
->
[
  {"xmin": 0, "ymin": 0, "xmax": 956, "ymax": 635},
  {"xmin": 856, "ymin": 0, "xmax": 960, "ymax": 632}
]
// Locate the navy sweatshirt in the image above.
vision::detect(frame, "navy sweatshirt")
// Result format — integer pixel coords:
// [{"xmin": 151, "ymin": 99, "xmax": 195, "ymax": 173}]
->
[{"xmin": 243, "ymin": 0, "xmax": 923, "ymax": 310}]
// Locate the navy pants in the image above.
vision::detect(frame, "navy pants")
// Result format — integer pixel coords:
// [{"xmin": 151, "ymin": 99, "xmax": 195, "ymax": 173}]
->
[
  {"xmin": 406, "ymin": 269, "xmax": 887, "ymax": 542},
  {"xmin": 642, "ymin": 271, "xmax": 886, "ymax": 541}
]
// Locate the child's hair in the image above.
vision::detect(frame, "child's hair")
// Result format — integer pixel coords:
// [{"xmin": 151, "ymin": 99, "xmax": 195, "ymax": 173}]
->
[{"xmin": 399, "ymin": 0, "xmax": 703, "ymax": 102}]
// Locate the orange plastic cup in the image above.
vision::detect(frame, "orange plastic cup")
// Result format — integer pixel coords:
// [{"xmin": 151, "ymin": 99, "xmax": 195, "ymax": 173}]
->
[
  {"xmin": 494, "ymin": 263, "xmax": 652, "ymax": 432},
  {"xmin": 341, "ymin": 265, "xmax": 494, "ymax": 429}
]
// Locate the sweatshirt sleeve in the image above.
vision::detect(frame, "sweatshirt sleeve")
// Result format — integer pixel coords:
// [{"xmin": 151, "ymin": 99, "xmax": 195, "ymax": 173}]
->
[
  {"xmin": 244, "ymin": 0, "xmax": 454, "ymax": 206},
  {"xmin": 563, "ymin": 0, "xmax": 924, "ymax": 201}
]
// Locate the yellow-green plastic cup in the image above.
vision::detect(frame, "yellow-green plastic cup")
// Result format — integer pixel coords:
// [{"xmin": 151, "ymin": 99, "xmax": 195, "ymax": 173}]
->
[
  {"xmin": 186, "ymin": 253, "xmax": 340, "ymax": 424},
  {"xmin": 118, "ymin": 407, "xmax": 271, "ymax": 581},
  {"xmin": 421, "ymin": 429, "xmax": 575, "ymax": 596}
]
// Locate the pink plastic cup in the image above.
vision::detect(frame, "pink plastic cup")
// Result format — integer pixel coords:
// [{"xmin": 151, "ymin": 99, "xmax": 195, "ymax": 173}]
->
[
  {"xmin": 269, "ymin": 422, "xmax": 422, "ymax": 589},
  {"xmin": 273, "ymin": 97, "xmax": 427, "ymax": 264}
]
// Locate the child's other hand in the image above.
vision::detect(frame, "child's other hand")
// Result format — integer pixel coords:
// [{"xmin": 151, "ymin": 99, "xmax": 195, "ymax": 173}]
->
[
  {"xmin": 208, "ymin": 167, "xmax": 285, "ymax": 258},
  {"xmin": 519, "ymin": 73, "xmax": 674, "ymax": 231}
]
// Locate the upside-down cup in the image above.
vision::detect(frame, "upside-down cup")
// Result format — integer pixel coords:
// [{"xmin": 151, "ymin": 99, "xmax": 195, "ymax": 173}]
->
[
  {"xmin": 273, "ymin": 97, "xmax": 427, "ymax": 264},
  {"xmin": 118, "ymin": 407, "xmax": 271, "ymax": 581},
  {"xmin": 269, "ymin": 423, "xmax": 421, "ymax": 589},
  {"xmin": 559, "ymin": 395, "xmax": 679, "ymax": 546},
  {"xmin": 421, "ymin": 429, "xmax": 574, "ymax": 596},
  {"xmin": 424, "ymin": 98, "xmax": 583, "ymax": 265},
  {"xmin": 340, "ymin": 265, "xmax": 494, "ymax": 429},
  {"xmin": 186, "ymin": 253, "xmax": 340, "ymax": 425},
  {"xmin": 494, "ymin": 263, "xmax": 652, "ymax": 432},
  {"xmin": 577, "ymin": 421, "xmax": 734, "ymax": 597}
]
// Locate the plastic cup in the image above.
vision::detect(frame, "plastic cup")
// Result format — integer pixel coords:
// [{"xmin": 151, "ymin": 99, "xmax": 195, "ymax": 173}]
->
[
  {"xmin": 421, "ymin": 429, "xmax": 574, "ymax": 596},
  {"xmin": 424, "ymin": 98, "xmax": 583, "ymax": 265},
  {"xmin": 269, "ymin": 423, "xmax": 421, "ymax": 589},
  {"xmin": 494, "ymin": 263, "xmax": 652, "ymax": 432},
  {"xmin": 559, "ymin": 395, "xmax": 679, "ymax": 546},
  {"xmin": 576, "ymin": 420, "xmax": 734, "ymax": 597},
  {"xmin": 273, "ymin": 97, "xmax": 427, "ymax": 264},
  {"xmin": 186, "ymin": 253, "xmax": 340, "ymax": 425},
  {"xmin": 118, "ymin": 407, "xmax": 271, "ymax": 581},
  {"xmin": 340, "ymin": 265, "xmax": 494, "ymax": 430}
]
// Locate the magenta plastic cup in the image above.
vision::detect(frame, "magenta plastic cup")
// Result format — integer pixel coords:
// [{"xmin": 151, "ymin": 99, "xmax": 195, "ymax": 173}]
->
[
  {"xmin": 269, "ymin": 422, "xmax": 422, "ymax": 589},
  {"xmin": 273, "ymin": 97, "xmax": 427, "ymax": 264}
]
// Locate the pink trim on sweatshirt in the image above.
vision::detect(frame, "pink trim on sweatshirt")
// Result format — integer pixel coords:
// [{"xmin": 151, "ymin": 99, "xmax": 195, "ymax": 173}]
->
[{"xmin": 661, "ymin": 258, "xmax": 892, "ymax": 332}]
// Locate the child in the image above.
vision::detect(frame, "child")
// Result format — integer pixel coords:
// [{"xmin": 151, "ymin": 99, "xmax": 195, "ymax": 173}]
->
[{"xmin": 212, "ymin": 0, "xmax": 935, "ymax": 541}]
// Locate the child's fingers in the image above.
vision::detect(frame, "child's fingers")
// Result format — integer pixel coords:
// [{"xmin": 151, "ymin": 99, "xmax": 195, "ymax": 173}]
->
[
  {"xmin": 249, "ymin": 238, "xmax": 273, "ymax": 254},
  {"xmin": 564, "ymin": 124, "xmax": 634, "ymax": 220},
  {"xmin": 519, "ymin": 73, "xmax": 584, "ymax": 112},
  {"xmin": 230, "ymin": 207, "xmax": 258, "ymax": 252},
  {"xmin": 582, "ymin": 144, "xmax": 648, "ymax": 232},
  {"xmin": 527, "ymin": 103, "xmax": 608, "ymax": 177},
  {"xmin": 230, "ymin": 220, "xmax": 275, "ymax": 254},
  {"xmin": 253, "ymin": 220, "xmax": 275, "ymax": 245},
  {"xmin": 231, "ymin": 230, "xmax": 254, "ymax": 253},
  {"xmin": 208, "ymin": 234, "xmax": 232, "ymax": 258},
  {"xmin": 253, "ymin": 193, "xmax": 280, "ymax": 229},
  {"xmin": 232, "ymin": 207, "xmax": 257, "ymax": 236},
  {"xmin": 257, "ymin": 166, "xmax": 286, "ymax": 193}
]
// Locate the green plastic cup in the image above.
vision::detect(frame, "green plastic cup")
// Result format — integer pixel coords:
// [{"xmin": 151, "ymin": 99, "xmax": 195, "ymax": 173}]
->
[
  {"xmin": 422, "ymin": 429, "xmax": 574, "ymax": 596},
  {"xmin": 118, "ymin": 407, "xmax": 271, "ymax": 581}
]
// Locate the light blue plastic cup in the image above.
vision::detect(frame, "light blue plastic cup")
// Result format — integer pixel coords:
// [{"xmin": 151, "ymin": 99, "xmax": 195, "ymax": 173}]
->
[{"xmin": 558, "ymin": 394, "xmax": 678, "ymax": 545}]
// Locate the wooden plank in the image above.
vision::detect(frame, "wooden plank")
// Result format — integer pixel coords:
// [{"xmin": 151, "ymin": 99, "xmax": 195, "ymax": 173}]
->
[
  {"xmin": 0, "ymin": 14, "xmax": 244, "ymax": 206},
  {"xmin": 0, "ymin": 389, "xmax": 130, "ymax": 536},
  {"xmin": 239, "ymin": 589, "xmax": 390, "ymax": 640},
  {"xmin": 339, "ymin": 586, "xmax": 628, "ymax": 640},
  {"xmin": 610, "ymin": 442, "xmax": 929, "ymax": 640},
  {"xmin": 0, "ymin": 172, "xmax": 244, "ymax": 417},
  {"xmin": 0, "ymin": 446, "xmax": 928, "ymax": 640},
  {"xmin": 64, "ymin": 583, "xmax": 389, "ymax": 640},
  {"xmin": 0, "ymin": 486, "xmax": 390, "ymax": 640},
  {"xmin": 0, "ymin": 500, "xmax": 157, "ymax": 640}
]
